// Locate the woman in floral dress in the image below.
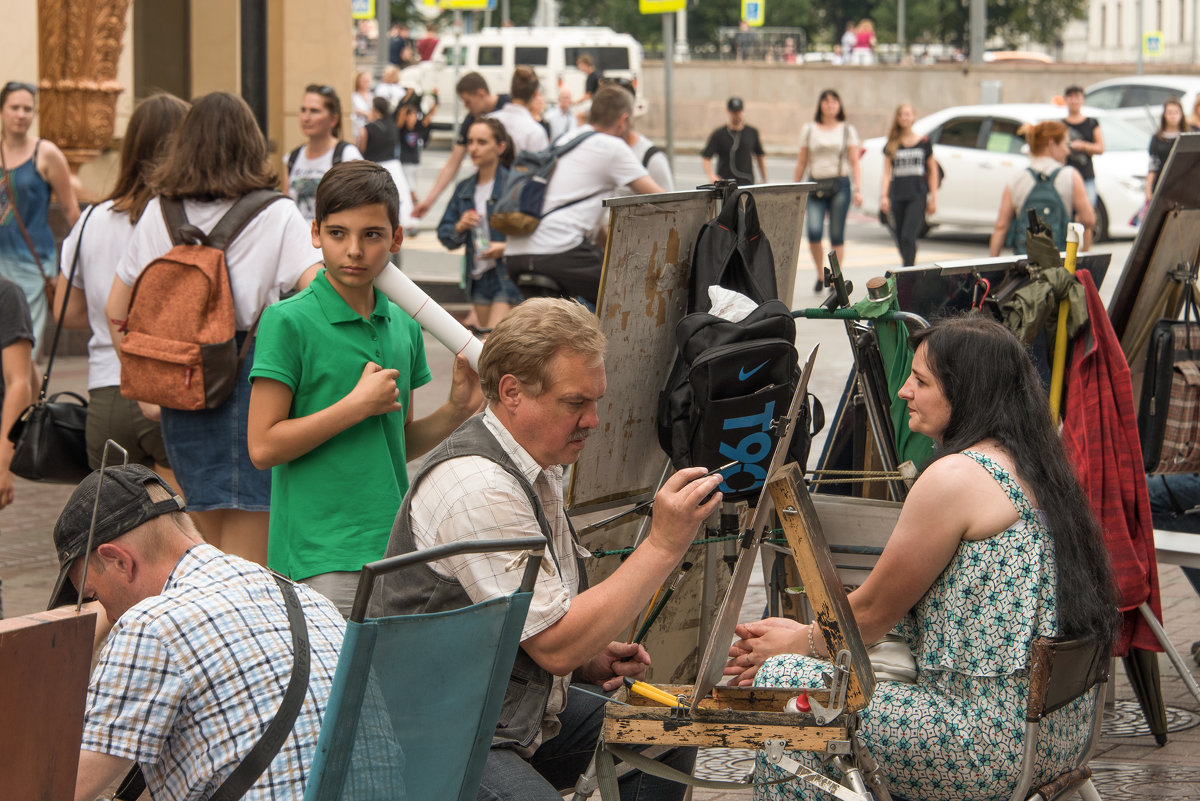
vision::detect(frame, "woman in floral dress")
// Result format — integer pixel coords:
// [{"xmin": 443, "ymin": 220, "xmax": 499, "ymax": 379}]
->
[{"xmin": 726, "ymin": 316, "xmax": 1116, "ymax": 801}]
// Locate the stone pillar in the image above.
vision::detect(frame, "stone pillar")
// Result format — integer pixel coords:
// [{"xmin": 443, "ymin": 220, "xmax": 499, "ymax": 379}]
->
[{"xmin": 36, "ymin": 0, "xmax": 132, "ymax": 173}]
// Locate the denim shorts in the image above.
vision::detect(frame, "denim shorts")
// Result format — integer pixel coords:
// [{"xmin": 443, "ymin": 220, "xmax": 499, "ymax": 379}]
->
[
  {"xmin": 805, "ymin": 176, "xmax": 852, "ymax": 246},
  {"xmin": 159, "ymin": 339, "xmax": 270, "ymax": 512},
  {"xmin": 466, "ymin": 266, "xmax": 525, "ymax": 306}
]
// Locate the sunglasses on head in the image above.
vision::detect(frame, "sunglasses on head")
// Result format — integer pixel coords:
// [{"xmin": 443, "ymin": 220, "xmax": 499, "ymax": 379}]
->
[{"xmin": 306, "ymin": 84, "xmax": 336, "ymax": 97}]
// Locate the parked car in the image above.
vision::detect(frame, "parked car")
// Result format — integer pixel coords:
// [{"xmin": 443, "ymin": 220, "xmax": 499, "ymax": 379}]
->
[
  {"xmin": 399, "ymin": 26, "xmax": 645, "ymax": 130},
  {"xmin": 1085, "ymin": 74, "xmax": 1200, "ymax": 135},
  {"xmin": 857, "ymin": 103, "xmax": 1150, "ymax": 242}
]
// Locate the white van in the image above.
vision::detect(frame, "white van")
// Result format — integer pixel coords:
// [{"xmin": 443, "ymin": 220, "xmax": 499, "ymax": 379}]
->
[{"xmin": 399, "ymin": 26, "xmax": 645, "ymax": 130}]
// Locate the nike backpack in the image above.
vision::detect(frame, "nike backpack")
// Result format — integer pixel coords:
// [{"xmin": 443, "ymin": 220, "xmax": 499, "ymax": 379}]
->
[{"xmin": 656, "ymin": 190, "xmax": 821, "ymax": 501}]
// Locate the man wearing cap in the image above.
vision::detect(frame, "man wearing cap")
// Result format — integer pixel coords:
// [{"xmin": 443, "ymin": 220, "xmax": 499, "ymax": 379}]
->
[
  {"xmin": 701, "ymin": 97, "xmax": 767, "ymax": 186},
  {"xmin": 51, "ymin": 464, "xmax": 345, "ymax": 801}
]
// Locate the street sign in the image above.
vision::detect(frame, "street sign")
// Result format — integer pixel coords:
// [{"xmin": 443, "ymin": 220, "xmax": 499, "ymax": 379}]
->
[
  {"xmin": 1143, "ymin": 30, "xmax": 1165, "ymax": 57},
  {"xmin": 439, "ymin": 0, "xmax": 491, "ymax": 7},
  {"xmin": 742, "ymin": 0, "xmax": 765, "ymax": 26},
  {"xmin": 640, "ymin": 0, "xmax": 686, "ymax": 13},
  {"xmin": 351, "ymin": 0, "xmax": 375, "ymax": 19}
]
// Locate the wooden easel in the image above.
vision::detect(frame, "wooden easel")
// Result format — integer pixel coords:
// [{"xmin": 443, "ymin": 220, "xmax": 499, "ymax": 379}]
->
[{"xmin": 590, "ymin": 464, "xmax": 890, "ymax": 801}]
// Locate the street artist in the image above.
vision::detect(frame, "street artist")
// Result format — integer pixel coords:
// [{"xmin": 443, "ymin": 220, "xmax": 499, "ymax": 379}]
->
[
  {"xmin": 49, "ymin": 464, "xmax": 345, "ymax": 800},
  {"xmin": 372, "ymin": 298, "xmax": 724, "ymax": 801}
]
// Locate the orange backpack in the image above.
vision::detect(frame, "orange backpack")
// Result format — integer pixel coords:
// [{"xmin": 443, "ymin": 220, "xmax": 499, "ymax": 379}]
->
[{"xmin": 119, "ymin": 190, "xmax": 283, "ymax": 411}]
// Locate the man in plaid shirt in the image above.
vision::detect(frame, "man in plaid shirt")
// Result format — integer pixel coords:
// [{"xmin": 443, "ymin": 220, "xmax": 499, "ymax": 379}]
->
[{"xmin": 49, "ymin": 464, "xmax": 345, "ymax": 801}]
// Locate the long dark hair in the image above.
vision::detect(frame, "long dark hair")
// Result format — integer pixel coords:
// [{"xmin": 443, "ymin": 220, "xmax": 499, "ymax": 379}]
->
[
  {"xmin": 909, "ymin": 316, "xmax": 1116, "ymax": 653},
  {"xmin": 151, "ymin": 92, "xmax": 278, "ymax": 200},
  {"xmin": 108, "ymin": 94, "xmax": 190, "ymax": 222}
]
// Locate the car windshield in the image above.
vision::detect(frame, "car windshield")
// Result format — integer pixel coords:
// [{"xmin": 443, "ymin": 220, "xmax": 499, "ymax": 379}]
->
[{"xmin": 1096, "ymin": 116, "xmax": 1151, "ymax": 151}]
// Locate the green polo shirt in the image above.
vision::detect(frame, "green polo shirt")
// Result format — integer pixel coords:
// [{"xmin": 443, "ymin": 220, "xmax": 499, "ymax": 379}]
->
[{"xmin": 250, "ymin": 269, "xmax": 431, "ymax": 580}]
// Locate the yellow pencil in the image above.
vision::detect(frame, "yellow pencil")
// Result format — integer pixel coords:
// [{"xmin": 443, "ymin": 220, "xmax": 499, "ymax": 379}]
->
[{"xmin": 623, "ymin": 677, "xmax": 686, "ymax": 707}]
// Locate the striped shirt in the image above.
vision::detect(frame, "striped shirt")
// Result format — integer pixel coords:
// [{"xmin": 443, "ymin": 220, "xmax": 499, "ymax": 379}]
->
[{"xmin": 81, "ymin": 544, "xmax": 345, "ymax": 800}]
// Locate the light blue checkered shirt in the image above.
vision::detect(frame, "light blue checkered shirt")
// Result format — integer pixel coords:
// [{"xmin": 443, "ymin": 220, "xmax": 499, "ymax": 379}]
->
[{"xmin": 81, "ymin": 543, "xmax": 345, "ymax": 800}]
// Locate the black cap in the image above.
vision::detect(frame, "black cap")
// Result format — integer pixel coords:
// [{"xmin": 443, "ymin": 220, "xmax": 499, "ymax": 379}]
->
[
  {"xmin": 727, "ymin": 97, "xmax": 744, "ymax": 112},
  {"xmin": 48, "ymin": 464, "xmax": 185, "ymax": 609}
]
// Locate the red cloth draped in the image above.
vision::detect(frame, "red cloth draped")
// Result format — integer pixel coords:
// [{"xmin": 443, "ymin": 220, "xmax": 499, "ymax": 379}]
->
[{"xmin": 1061, "ymin": 269, "xmax": 1161, "ymax": 655}]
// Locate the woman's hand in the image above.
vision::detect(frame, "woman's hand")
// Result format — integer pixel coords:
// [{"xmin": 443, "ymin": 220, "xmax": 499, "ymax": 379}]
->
[
  {"xmin": 478, "ymin": 242, "xmax": 505, "ymax": 260},
  {"xmin": 852, "ymin": 190, "xmax": 864, "ymax": 208},
  {"xmin": 926, "ymin": 196, "xmax": 937, "ymax": 215},
  {"xmin": 724, "ymin": 617, "xmax": 807, "ymax": 686},
  {"xmin": 880, "ymin": 196, "xmax": 891, "ymax": 215},
  {"xmin": 455, "ymin": 209, "xmax": 481, "ymax": 234}
]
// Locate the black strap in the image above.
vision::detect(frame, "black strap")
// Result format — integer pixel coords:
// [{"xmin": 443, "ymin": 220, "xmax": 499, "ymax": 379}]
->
[
  {"xmin": 289, "ymin": 141, "xmax": 349, "ymax": 174},
  {"xmin": 39, "ymin": 205, "xmax": 97, "ymax": 401},
  {"xmin": 332, "ymin": 140, "xmax": 348, "ymax": 165},
  {"xmin": 641, "ymin": 145, "xmax": 663, "ymax": 169},
  {"xmin": 206, "ymin": 190, "xmax": 285, "ymax": 251},
  {"xmin": 208, "ymin": 574, "xmax": 311, "ymax": 801},
  {"xmin": 287, "ymin": 145, "xmax": 301, "ymax": 175}
]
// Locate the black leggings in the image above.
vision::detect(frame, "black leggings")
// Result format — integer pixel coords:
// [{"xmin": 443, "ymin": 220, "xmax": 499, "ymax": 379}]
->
[{"xmin": 890, "ymin": 196, "xmax": 926, "ymax": 267}]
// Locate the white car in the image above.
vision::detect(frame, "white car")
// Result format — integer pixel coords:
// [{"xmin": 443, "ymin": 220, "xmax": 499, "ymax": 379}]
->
[
  {"xmin": 858, "ymin": 103, "xmax": 1150, "ymax": 242},
  {"xmin": 1085, "ymin": 75, "xmax": 1200, "ymax": 135}
]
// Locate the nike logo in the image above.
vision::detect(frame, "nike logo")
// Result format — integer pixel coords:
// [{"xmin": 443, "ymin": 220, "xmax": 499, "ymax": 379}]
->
[{"xmin": 738, "ymin": 361, "xmax": 768, "ymax": 381}]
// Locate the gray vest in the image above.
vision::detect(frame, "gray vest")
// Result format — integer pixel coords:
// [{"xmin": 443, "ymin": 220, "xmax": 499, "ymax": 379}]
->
[{"xmin": 371, "ymin": 414, "xmax": 583, "ymax": 750}]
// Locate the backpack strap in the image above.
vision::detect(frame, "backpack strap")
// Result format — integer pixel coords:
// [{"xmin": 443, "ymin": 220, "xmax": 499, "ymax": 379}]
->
[
  {"xmin": 159, "ymin": 198, "xmax": 192, "ymax": 248},
  {"xmin": 287, "ymin": 145, "xmax": 302, "ymax": 175},
  {"xmin": 206, "ymin": 189, "xmax": 286, "ymax": 251},
  {"xmin": 332, "ymin": 140, "xmax": 348, "ymax": 165},
  {"xmin": 538, "ymin": 130, "xmax": 602, "ymax": 218},
  {"xmin": 642, "ymin": 145, "xmax": 663, "ymax": 169}
]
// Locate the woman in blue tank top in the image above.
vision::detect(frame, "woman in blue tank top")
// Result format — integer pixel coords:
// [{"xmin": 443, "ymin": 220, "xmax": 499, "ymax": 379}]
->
[{"xmin": 0, "ymin": 80, "xmax": 79, "ymax": 352}]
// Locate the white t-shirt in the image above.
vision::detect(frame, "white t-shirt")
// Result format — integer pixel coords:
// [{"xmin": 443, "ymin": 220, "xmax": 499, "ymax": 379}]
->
[
  {"xmin": 506, "ymin": 126, "xmax": 648, "ymax": 257},
  {"xmin": 116, "ymin": 196, "xmax": 321, "ymax": 331},
  {"xmin": 60, "ymin": 200, "xmax": 135, "ymax": 389},
  {"xmin": 616, "ymin": 133, "xmax": 674, "ymax": 196},
  {"xmin": 286, "ymin": 143, "xmax": 364, "ymax": 222},
  {"xmin": 471, "ymin": 178, "xmax": 496, "ymax": 278},
  {"xmin": 800, "ymin": 122, "xmax": 860, "ymax": 180},
  {"xmin": 486, "ymin": 103, "xmax": 550, "ymax": 157}
]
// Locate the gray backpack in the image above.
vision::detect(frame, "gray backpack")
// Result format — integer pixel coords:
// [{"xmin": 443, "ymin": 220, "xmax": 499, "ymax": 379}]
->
[{"xmin": 489, "ymin": 130, "xmax": 597, "ymax": 236}]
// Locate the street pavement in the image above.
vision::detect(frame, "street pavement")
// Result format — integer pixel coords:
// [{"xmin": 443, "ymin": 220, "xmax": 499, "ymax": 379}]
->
[{"xmin": 2, "ymin": 148, "xmax": 1197, "ymax": 798}]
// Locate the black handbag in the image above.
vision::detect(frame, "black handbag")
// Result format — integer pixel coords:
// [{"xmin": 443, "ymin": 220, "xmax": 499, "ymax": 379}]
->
[
  {"xmin": 7, "ymin": 205, "xmax": 96, "ymax": 483},
  {"xmin": 1137, "ymin": 285, "xmax": 1200, "ymax": 474}
]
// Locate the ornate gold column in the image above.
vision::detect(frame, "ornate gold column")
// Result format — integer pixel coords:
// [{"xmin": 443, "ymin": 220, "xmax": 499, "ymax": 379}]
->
[{"xmin": 37, "ymin": 0, "xmax": 131, "ymax": 173}]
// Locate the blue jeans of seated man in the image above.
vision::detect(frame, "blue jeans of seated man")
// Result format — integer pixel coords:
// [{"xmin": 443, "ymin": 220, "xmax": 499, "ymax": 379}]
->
[
  {"xmin": 1146, "ymin": 473, "xmax": 1200, "ymax": 595},
  {"xmin": 477, "ymin": 683, "xmax": 696, "ymax": 801},
  {"xmin": 805, "ymin": 176, "xmax": 852, "ymax": 246}
]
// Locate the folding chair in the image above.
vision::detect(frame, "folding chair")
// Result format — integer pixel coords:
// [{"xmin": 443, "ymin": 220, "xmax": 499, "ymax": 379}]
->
[
  {"xmin": 303, "ymin": 536, "xmax": 546, "ymax": 801},
  {"xmin": 1008, "ymin": 636, "xmax": 1109, "ymax": 801}
]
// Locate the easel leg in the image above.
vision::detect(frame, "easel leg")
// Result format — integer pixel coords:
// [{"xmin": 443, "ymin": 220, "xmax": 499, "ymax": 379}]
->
[{"xmin": 1139, "ymin": 602, "xmax": 1200, "ymax": 704}]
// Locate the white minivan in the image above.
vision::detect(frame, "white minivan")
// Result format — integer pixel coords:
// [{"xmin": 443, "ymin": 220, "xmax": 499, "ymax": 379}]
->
[{"xmin": 399, "ymin": 26, "xmax": 645, "ymax": 130}]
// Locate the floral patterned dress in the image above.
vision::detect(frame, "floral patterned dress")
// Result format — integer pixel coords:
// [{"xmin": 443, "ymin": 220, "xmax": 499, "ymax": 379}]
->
[{"xmin": 753, "ymin": 451, "xmax": 1092, "ymax": 801}]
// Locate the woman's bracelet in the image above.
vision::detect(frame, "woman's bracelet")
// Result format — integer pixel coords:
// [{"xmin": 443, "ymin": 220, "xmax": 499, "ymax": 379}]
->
[{"xmin": 807, "ymin": 622, "xmax": 820, "ymax": 657}]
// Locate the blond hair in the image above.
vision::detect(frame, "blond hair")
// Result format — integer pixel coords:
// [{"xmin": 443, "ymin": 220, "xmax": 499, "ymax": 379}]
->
[{"xmin": 478, "ymin": 299, "xmax": 606, "ymax": 402}]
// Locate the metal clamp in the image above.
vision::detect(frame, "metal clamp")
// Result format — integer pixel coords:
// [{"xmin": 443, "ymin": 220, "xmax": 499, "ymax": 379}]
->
[
  {"xmin": 809, "ymin": 649, "xmax": 852, "ymax": 725},
  {"xmin": 763, "ymin": 738, "xmax": 787, "ymax": 764}
]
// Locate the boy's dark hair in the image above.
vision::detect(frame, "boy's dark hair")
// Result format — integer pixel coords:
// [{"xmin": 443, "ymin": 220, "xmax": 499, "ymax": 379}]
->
[
  {"xmin": 1064, "ymin": 85, "xmax": 1084, "ymax": 96},
  {"xmin": 314, "ymin": 161, "xmax": 399, "ymax": 230},
  {"xmin": 372, "ymin": 96, "xmax": 391, "ymax": 116},
  {"xmin": 511, "ymin": 66, "xmax": 539, "ymax": 104},
  {"xmin": 456, "ymin": 71, "xmax": 489, "ymax": 96}
]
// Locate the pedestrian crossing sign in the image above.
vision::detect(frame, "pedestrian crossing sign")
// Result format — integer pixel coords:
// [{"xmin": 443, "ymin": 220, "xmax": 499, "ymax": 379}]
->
[
  {"xmin": 439, "ymin": 0, "xmax": 491, "ymax": 7},
  {"xmin": 351, "ymin": 0, "xmax": 375, "ymax": 19},
  {"xmin": 742, "ymin": 0, "xmax": 765, "ymax": 26},
  {"xmin": 640, "ymin": 0, "xmax": 686, "ymax": 12},
  {"xmin": 1143, "ymin": 31, "xmax": 1164, "ymax": 57}
]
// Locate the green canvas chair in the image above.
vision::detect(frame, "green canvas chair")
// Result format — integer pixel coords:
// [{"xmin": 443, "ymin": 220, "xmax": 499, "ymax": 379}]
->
[{"xmin": 303, "ymin": 536, "xmax": 546, "ymax": 801}]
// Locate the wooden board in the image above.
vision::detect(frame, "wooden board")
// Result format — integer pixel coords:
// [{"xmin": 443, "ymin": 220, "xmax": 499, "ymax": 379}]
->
[
  {"xmin": 566, "ymin": 184, "xmax": 808, "ymax": 513},
  {"xmin": 0, "ymin": 607, "xmax": 96, "ymax": 800},
  {"xmin": 767, "ymin": 463, "xmax": 875, "ymax": 712}
]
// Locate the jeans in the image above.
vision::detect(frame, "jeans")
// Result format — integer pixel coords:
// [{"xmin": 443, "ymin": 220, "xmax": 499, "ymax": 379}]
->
[
  {"xmin": 889, "ymin": 196, "xmax": 925, "ymax": 267},
  {"xmin": 1146, "ymin": 473, "xmax": 1200, "ymax": 594},
  {"xmin": 1083, "ymin": 178, "xmax": 1099, "ymax": 212},
  {"xmin": 805, "ymin": 176, "xmax": 851, "ymax": 246},
  {"xmin": 477, "ymin": 684, "xmax": 696, "ymax": 801}
]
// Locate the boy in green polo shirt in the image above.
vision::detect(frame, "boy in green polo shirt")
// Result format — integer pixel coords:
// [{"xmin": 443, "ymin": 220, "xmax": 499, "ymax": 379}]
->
[{"xmin": 247, "ymin": 160, "xmax": 481, "ymax": 615}]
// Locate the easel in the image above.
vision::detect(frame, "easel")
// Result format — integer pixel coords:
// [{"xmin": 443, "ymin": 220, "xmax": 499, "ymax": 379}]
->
[{"xmin": 585, "ymin": 464, "xmax": 889, "ymax": 801}]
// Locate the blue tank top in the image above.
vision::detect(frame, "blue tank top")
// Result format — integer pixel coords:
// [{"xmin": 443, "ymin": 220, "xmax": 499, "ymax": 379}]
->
[{"xmin": 0, "ymin": 141, "xmax": 56, "ymax": 268}]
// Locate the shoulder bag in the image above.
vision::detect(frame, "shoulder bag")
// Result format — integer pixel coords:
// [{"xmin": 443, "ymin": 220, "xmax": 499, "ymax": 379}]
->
[
  {"xmin": 1138, "ymin": 281, "xmax": 1200, "ymax": 474},
  {"xmin": 7, "ymin": 204, "xmax": 96, "ymax": 483}
]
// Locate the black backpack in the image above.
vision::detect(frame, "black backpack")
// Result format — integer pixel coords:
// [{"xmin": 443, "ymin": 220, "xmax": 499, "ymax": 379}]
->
[{"xmin": 657, "ymin": 190, "xmax": 822, "ymax": 501}]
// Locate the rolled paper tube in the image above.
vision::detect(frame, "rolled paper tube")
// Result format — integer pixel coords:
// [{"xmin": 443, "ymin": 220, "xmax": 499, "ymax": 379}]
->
[{"xmin": 375, "ymin": 264, "xmax": 483, "ymax": 370}]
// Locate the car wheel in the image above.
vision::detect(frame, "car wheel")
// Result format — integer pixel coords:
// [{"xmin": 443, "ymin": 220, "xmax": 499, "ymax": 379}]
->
[{"xmin": 1093, "ymin": 199, "xmax": 1109, "ymax": 243}]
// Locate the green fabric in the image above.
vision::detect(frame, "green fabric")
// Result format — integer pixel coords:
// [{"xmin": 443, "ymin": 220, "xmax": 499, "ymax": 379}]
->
[
  {"xmin": 858, "ymin": 276, "xmax": 935, "ymax": 467},
  {"xmin": 250, "ymin": 270, "xmax": 432, "ymax": 580},
  {"xmin": 304, "ymin": 592, "xmax": 534, "ymax": 801},
  {"xmin": 1000, "ymin": 265, "xmax": 1088, "ymax": 347}
]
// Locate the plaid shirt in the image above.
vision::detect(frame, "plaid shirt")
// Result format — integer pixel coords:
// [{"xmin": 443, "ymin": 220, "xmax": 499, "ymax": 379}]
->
[
  {"xmin": 81, "ymin": 544, "xmax": 345, "ymax": 800},
  {"xmin": 408, "ymin": 408, "xmax": 590, "ymax": 751}
]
